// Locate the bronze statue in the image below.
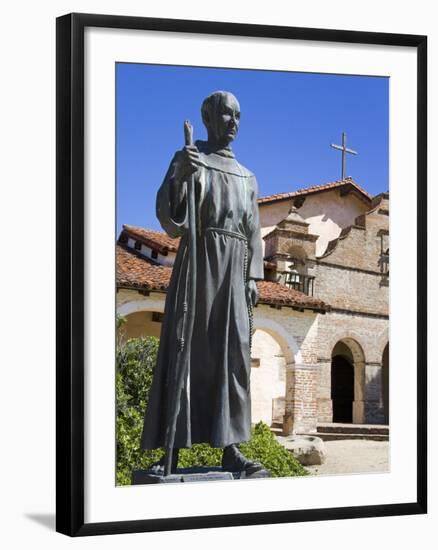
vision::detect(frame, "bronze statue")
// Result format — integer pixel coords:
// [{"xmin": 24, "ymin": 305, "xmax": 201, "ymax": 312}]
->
[{"xmin": 141, "ymin": 91, "xmax": 265, "ymax": 476}]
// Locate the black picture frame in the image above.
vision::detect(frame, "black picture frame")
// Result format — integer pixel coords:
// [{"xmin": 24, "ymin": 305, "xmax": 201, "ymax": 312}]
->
[{"xmin": 56, "ymin": 12, "xmax": 427, "ymax": 537}]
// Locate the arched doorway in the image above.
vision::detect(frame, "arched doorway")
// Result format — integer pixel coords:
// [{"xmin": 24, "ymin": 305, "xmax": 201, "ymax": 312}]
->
[
  {"xmin": 250, "ymin": 329, "xmax": 287, "ymax": 427},
  {"xmin": 382, "ymin": 343, "xmax": 389, "ymax": 423},
  {"xmin": 118, "ymin": 310, "xmax": 163, "ymax": 341},
  {"xmin": 252, "ymin": 316, "xmax": 299, "ymax": 434},
  {"xmin": 331, "ymin": 339, "xmax": 365, "ymax": 424},
  {"xmin": 331, "ymin": 342, "xmax": 354, "ymax": 423},
  {"xmin": 117, "ymin": 295, "xmax": 166, "ymax": 341}
]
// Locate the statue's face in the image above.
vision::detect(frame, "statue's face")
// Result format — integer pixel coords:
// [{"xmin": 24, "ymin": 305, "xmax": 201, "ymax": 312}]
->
[{"xmin": 208, "ymin": 93, "xmax": 240, "ymax": 146}]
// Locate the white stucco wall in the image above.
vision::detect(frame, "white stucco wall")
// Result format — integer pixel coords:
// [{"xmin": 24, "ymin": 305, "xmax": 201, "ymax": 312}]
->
[
  {"xmin": 250, "ymin": 329, "xmax": 286, "ymax": 426},
  {"xmin": 259, "ymin": 201, "xmax": 291, "ymax": 238},
  {"xmin": 259, "ymin": 190, "xmax": 369, "ymax": 256},
  {"xmin": 299, "ymin": 191, "xmax": 367, "ymax": 256}
]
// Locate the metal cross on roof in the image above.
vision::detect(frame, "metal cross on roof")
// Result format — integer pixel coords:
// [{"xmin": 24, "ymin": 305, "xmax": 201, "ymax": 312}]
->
[{"xmin": 330, "ymin": 132, "xmax": 358, "ymax": 180}]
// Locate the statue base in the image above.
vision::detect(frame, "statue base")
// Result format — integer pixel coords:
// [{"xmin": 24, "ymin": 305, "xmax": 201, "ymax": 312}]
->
[{"xmin": 131, "ymin": 466, "xmax": 271, "ymax": 485}]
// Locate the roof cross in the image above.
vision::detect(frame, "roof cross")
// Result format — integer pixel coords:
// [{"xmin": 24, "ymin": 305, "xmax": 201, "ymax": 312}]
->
[{"xmin": 330, "ymin": 132, "xmax": 358, "ymax": 180}]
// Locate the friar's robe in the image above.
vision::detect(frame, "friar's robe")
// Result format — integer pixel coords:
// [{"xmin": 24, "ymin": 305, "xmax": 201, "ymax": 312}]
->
[{"xmin": 141, "ymin": 140, "xmax": 264, "ymax": 450}]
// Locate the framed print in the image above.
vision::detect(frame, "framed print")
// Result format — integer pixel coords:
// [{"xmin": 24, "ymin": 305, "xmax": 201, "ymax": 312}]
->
[{"xmin": 56, "ymin": 13, "xmax": 427, "ymax": 536}]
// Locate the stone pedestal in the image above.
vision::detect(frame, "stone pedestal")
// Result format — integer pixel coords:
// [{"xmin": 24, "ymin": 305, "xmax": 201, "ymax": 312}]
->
[{"xmin": 132, "ymin": 466, "xmax": 271, "ymax": 485}]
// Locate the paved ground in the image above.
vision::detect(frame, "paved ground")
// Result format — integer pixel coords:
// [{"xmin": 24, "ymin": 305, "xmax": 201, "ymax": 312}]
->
[{"xmin": 304, "ymin": 439, "xmax": 390, "ymax": 476}]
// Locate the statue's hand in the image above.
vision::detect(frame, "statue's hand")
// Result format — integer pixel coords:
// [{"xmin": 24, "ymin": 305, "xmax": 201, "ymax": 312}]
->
[
  {"xmin": 174, "ymin": 145, "xmax": 200, "ymax": 180},
  {"xmin": 247, "ymin": 279, "xmax": 259, "ymax": 307}
]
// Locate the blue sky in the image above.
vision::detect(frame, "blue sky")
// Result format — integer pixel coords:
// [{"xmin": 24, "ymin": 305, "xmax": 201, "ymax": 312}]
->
[{"xmin": 116, "ymin": 63, "xmax": 388, "ymax": 235}]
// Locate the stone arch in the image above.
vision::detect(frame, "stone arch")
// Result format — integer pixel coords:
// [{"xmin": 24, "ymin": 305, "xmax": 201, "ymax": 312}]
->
[
  {"xmin": 376, "ymin": 328, "xmax": 389, "ymax": 362},
  {"xmin": 250, "ymin": 329, "xmax": 288, "ymax": 428},
  {"xmin": 251, "ymin": 315, "xmax": 300, "ymax": 433},
  {"xmin": 330, "ymin": 337, "xmax": 366, "ymax": 424},
  {"xmin": 253, "ymin": 316, "xmax": 299, "ymax": 365},
  {"xmin": 118, "ymin": 298, "xmax": 314, "ymax": 433},
  {"xmin": 117, "ymin": 296, "xmax": 166, "ymax": 340},
  {"xmin": 118, "ymin": 296, "xmax": 165, "ymax": 317},
  {"xmin": 119, "ymin": 296, "xmax": 300, "ymax": 363}
]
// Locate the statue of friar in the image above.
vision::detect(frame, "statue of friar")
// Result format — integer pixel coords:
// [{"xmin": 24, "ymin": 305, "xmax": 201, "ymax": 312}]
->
[{"xmin": 140, "ymin": 91, "xmax": 265, "ymax": 476}]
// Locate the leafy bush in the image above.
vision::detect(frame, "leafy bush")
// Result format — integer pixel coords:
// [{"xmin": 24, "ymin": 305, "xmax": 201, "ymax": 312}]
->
[
  {"xmin": 116, "ymin": 332, "xmax": 308, "ymax": 484},
  {"xmin": 240, "ymin": 422, "xmax": 308, "ymax": 477},
  {"xmin": 177, "ymin": 422, "xmax": 308, "ymax": 478},
  {"xmin": 116, "ymin": 335, "xmax": 163, "ymax": 485}
]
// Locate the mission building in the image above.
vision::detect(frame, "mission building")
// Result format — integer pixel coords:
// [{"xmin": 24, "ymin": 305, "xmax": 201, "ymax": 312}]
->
[{"xmin": 116, "ymin": 177, "xmax": 389, "ymax": 437}]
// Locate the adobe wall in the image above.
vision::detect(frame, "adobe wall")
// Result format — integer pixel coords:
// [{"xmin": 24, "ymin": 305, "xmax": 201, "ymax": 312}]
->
[
  {"xmin": 318, "ymin": 206, "xmax": 389, "ymax": 271},
  {"xmin": 314, "ymin": 201, "xmax": 389, "ymax": 315},
  {"xmin": 259, "ymin": 189, "xmax": 369, "ymax": 256},
  {"xmin": 315, "ymin": 262, "xmax": 388, "ymax": 315},
  {"xmin": 299, "ymin": 191, "xmax": 367, "ymax": 255}
]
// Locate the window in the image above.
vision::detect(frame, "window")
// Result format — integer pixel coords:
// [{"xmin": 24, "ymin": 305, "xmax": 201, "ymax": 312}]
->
[
  {"xmin": 285, "ymin": 271, "xmax": 315, "ymax": 296},
  {"xmin": 151, "ymin": 249, "xmax": 158, "ymax": 259},
  {"xmin": 134, "ymin": 240, "xmax": 142, "ymax": 251},
  {"xmin": 288, "ymin": 270, "xmax": 301, "ymax": 285},
  {"xmin": 379, "ymin": 247, "xmax": 389, "ymax": 287},
  {"xmin": 379, "ymin": 232, "xmax": 389, "ymax": 277},
  {"xmin": 381, "ymin": 248, "xmax": 389, "ymax": 275}
]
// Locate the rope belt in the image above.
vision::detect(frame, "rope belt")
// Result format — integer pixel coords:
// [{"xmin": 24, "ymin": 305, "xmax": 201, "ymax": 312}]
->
[
  {"xmin": 204, "ymin": 227, "xmax": 248, "ymax": 242},
  {"xmin": 203, "ymin": 227, "xmax": 253, "ymax": 351}
]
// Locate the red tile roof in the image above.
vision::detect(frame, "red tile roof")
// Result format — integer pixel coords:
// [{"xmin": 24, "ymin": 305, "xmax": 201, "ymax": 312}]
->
[
  {"xmin": 117, "ymin": 245, "xmax": 172, "ymax": 291},
  {"xmin": 257, "ymin": 281, "xmax": 328, "ymax": 310},
  {"xmin": 116, "ymin": 244, "xmax": 329, "ymax": 311},
  {"xmin": 258, "ymin": 177, "xmax": 371, "ymax": 205},
  {"xmin": 122, "ymin": 224, "xmax": 180, "ymax": 253}
]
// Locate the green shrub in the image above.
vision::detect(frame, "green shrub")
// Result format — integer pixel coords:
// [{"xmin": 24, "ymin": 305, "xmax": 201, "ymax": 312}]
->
[
  {"xmin": 116, "ymin": 335, "xmax": 163, "ymax": 485},
  {"xmin": 241, "ymin": 422, "xmax": 308, "ymax": 477},
  {"xmin": 178, "ymin": 422, "xmax": 308, "ymax": 477},
  {"xmin": 116, "ymin": 332, "xmax": 308, "ymax": 484}
]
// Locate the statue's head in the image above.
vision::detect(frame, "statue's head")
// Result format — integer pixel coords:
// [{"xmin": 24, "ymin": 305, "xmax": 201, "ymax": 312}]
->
[{"xmin": 201, "ymin": 91, "xmax": 240, "ymax": 148}]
